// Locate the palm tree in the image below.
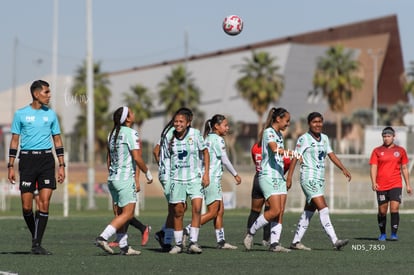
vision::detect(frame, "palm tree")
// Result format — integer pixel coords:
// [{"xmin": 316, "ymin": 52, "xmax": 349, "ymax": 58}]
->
[
  {"xmin": 158, "ymin": 64, "xmax": 203, "ymax": 122},
  {"xmin": 235, "ymin": 51, "xmax": 284, "ymax": 138},
  {"xmin": 71, "ymin": 61, "xmax": 111, "ymax": 163},
  {"xmin": 313, "ymin": 45, "xmax": 363, "ymax": 148},
  {"xmin": 404, "ymin": 61, "xmax": 414, "ymax": 97},
  {"xmin": 382, "ymin": 101, "xmax": 412, "ymax": 125},
  {"xmin": 124, "ymin": 84, "xmax": 152, "ymax": 130}
]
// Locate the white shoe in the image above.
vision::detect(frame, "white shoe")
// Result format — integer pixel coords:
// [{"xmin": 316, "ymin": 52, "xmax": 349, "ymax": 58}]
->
[
  {"xmin": 262, "ymin": 240, "xmax": 270, "ymax": 247},
  {"xmin": 243, "ymin": 234, "xmax": 254, "ymax": 250},
  {"xmin": 95, "ymin": 237, "xmax": 114, "ymax": 254},
  {"xmin": 120, "ymin": 246, "xmax": 141, "ymax": 256},
  {"xmin": 269, "ymin": 243, "xmax": 291, "ymax": 253},
  {"xmin": 217, "ymin": 242, "xmax": 238, "ymax": 250},
  {"xmin": 334, "ymin": 239, "xmax": 349, "ymax": 250},
  {"xmin": 188, "ymin": 242, "xmax": 202, "ymax": 254},
  {"xmin": 290, "ymin": 242, "xmax": 311, "ymax": 251},
  {"xmin": 169, "ymin": 245, "xmax": 183, "ymax": 254}
]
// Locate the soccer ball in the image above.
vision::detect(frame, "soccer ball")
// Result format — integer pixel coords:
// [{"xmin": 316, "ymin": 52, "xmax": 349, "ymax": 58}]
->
[{"xmin": 222, "ymin": 15, "xmax": 243, "ymax": 36}]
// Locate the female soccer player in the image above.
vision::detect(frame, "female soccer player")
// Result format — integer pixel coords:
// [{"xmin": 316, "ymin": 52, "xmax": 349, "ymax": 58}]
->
[
  {"xmin": 244, "ymin": 107, "xmax": 292, "ymax": 252},
  {"xmin": 194, "ymin": 114, "xmax": 241, "ymax": 249},
  {"xmin": 153, "ymin": 107, "xmax": 193, "ymax": 252},
  {"xmin": 165, "ymin": 108, "xmax": 210, "ymax": 254},
  {"xmin": 95, "ymin": 106, "xmax": 153, "ymax": 255},
  {"xmin": 370, "ymin": 126, "xmax": 412, "ymax": 241},
  {"xmin": 246, "ymin": 141, "xmax": 292, "ymax": 247},
  {"xmin": 286, "ymin": 112, "xmax": 350, "ymax": 250}
]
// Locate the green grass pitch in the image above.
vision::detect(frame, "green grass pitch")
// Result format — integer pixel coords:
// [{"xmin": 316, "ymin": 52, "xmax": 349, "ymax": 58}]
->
[{"xmin": 1, "ymin": 197, "xmax": 414, "ymax": 274}]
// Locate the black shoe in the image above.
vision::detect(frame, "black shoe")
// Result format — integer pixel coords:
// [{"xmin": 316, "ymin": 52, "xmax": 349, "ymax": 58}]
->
[
  {"xmin": 31, "ymin": 245, "xmax": 52, "ymax": 255},
  {"xmin": 154, "ymin": 230, "xmax": 165, "ymax": 248}
]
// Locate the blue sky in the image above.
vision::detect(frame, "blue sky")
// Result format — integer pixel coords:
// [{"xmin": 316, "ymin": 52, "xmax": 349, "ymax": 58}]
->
[{"xmin": 1, "ymin": 0, "xmax": 413, "ymax": 92}]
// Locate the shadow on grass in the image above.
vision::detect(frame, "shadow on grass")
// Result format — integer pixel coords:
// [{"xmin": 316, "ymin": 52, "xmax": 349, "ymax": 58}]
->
[
  {"xmin": 354, "ymin": 237, "xmax": 380, "ymax": 241},
  {"xmin": 0, "ymin": 251, "xmax": 32, "ymax": 255}
]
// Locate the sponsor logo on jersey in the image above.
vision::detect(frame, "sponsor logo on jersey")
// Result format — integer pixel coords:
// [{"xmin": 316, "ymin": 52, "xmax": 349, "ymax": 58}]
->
[{"xmin": 26, "ymin": 116, "xmax": 35, "ymax": 122}]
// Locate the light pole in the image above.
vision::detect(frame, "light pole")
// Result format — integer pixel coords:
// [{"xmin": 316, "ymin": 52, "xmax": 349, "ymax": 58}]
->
[
  {"xmin": 86, "ymin": 0, "xmax": 96, "ymax": 209},
  {"xmin": 184, "ymin": 29, "xmax": 189, "ymax": 107},
  {"xmin": 368, "ymin": 49, "xmax": 383, "ymax": 127}
]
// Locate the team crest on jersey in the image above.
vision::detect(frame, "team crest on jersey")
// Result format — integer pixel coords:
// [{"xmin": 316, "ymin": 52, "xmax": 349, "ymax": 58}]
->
[
  {"xmin": 394, "ymin": 151, "xmax": 400, "ymax": 158},
  {"xmin": 188, "ymin": 137, "xmax": 194, "ymax": 145},
  {"xmin": 43, "ymin": 116, "xmax": 49, "ymax": 122}
]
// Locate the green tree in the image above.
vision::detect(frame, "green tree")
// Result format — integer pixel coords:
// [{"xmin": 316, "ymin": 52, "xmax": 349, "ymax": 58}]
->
[
  {"xmin": 313, "ymin": 45, "xmax": 363, "ymax": 148},
  {"xmin": 124, "ymin": 84, "xmax": 152, "ymax": 129},
  {"xmin": 235, "ymin": 51, "xmax": 284, "ymax": 138},
  {"xmin": 71, "ymin": 61, "xmax": 111, "ymax": 163},
  {"xmin": 382, "ymin": 101, "xmax": 412, "ymax": 125},
  {"xmin": 158, "ymin": 64, "xmax": 204, "ymax": 125},
  {"xmin": 404, "ymin": 61, "xmax": 414, "ymax": 97}
]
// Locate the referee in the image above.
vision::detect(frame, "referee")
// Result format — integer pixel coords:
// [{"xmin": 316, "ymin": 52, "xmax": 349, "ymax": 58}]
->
[{"xmin": 7, "ymin": 80, "xmax": 65, "ymax": 255}]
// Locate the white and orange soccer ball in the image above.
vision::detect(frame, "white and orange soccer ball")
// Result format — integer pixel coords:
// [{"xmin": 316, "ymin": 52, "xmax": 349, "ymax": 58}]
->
[{"xmin": 222, "ymin": 15, "xmax": 243, "ymax": 36}]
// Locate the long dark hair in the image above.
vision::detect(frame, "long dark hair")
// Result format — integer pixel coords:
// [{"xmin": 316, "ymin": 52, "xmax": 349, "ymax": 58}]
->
[
  {"xmin": 203, "ymin": 114, "xmax": 226, "ymax": 138},
  {"xmin": 160, "ymin": 107, "xmax": 193, "ymax": 152},
  {"xmin": 258, "ymin": 107, "xmax": 289, "ymax": 145},
  {"xmin": 109, "ymin": 107, "xmax": 128, "ymax": 153}
]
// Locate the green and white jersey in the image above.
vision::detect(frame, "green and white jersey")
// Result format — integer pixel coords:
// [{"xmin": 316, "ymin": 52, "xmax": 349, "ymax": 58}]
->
[
  {"xmin": 166, "ymin": 127, "xmax": 206, "ymax": 181},
  {"xmin": 108, "ymin": 126, "xmax": 140, "ymax": 181},
  {"xmin": 260, "ymin": 127, "xmax": 285, "ymax": 179},
  {"xmin": 158, "ymin": 127, "xmax": 174, "ymax": 182},
  {"xmin": 205, "ymin": 133, "xmax": 225, "ymax": 178},
  {"xmin": 295, "ymin": 132, "xmax": 332, "ymax": 181}
]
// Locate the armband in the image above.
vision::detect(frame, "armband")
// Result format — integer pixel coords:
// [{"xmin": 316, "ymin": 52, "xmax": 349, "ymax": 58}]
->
[
  {"xmin": 7, "ymin": 163, "xmax": 14, "ymax": 168},
  {"xmin": 59, "ymin": 163, "xmax": 66, "ymax": 167},
  {"xmin": 55, "ymin": 147, "xmax": 64, "ymax": 157},
  {"xmin": 9, "ymin": 148, "xmax": 17, "ymax": 158},
  {"xmin": 145, "ymin": 170, "xmax": 153, "ymax": 181}
]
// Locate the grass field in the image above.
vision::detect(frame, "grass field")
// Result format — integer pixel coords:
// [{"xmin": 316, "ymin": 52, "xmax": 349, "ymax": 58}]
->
[{"xmin": 1, "ymin": 197, "xmax": 414, "ymax": 275}]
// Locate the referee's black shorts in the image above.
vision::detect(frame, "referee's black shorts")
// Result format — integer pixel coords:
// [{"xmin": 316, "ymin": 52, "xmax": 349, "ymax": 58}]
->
[{"xmin": 18, "ymin": 149, "xmax": 56, "ymax": 193}]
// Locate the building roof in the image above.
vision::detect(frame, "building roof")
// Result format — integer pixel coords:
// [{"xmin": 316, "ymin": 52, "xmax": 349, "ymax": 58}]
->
[{"xmin": 106, "ymin": 14, "xmax": 405, "ymax": 142}]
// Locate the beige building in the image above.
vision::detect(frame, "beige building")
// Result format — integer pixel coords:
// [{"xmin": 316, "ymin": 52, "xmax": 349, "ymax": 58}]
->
[{"xmin": 0, "ymin": 14, "xmax": 407, "ymax": 159}]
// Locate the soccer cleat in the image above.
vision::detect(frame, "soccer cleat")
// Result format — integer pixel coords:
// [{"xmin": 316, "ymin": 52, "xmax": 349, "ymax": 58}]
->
[
  {"xmin": 161, "ymin": 244, "xmax": 172, "ymax": 252},
  {"xmin": 290, "ymin": 242, "xmax": 311, "ymax": 251},
  {"xmin": 154, "ymin": 230, "xmax": 165, "ymax": 247},
  {"xmin": 390, "ymin": 233, "xmax": 398, "ymax": 241},
  {"xmin": 120, "ymin": 246, "xmax": 141, "ymax": 256},
  {"xmin": 262, "ymin": 240, "xmax": 270, "ymax": 247},
  {"xmin": 334, "ymin": 239, "xmax": 349, "ymax": 250},
  {"xmin": 187, "ymin": 242, "xmax": 203, "ymax": 254},
  {"xmin": 243, "ymin": 234, "xmax": 254, "ymax": 250},
  {"xmin": 141, "ymin": 225, "xmax": 151, "ymax": 246},
  {"xmin": 217, "ymin": 241, "xmax": 237, "ymax": 250},
  {"xmin": 169, "ymin": 245, "xmax": 183, "ymax": 254},
  {"xmin": 31, "ymin": 245, "xmax": 52, "ymax": 255},
  {"xmin": 378, "ymin": 234, "xmax": 387, "ymax": 241},
  {"xmin": 269, "ymin": 243, "xmax": 291, "ymax": 253},
  {"xmin": 108, "ymin": 241, "xmax": 119, "ymax": 248},
  {"xmin": 95, "ymin": 236, "xmax": 114, "ymax": 254},
  {"xmin": 182, "ymin": 227, "xmax": 190, "ymax": 248}
]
